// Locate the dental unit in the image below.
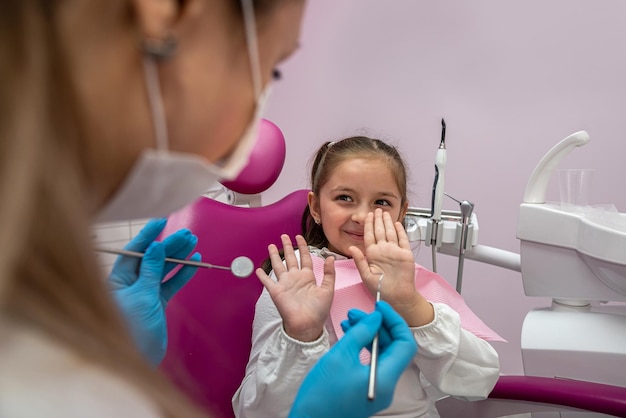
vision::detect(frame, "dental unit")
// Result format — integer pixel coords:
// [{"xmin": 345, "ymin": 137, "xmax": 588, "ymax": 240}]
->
[
  {"xmin": 517, "ymin": 130, "xmax": 626, "ymax": 390},
  {"xmin": 408, "ymin": 128, "xmax": 626, "ymax": 416}
]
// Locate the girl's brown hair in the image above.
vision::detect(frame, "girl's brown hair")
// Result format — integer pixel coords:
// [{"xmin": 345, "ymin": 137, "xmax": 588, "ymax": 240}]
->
[
  {"xmin": 262, "ymin": 136, "xmax": 409, "ymax": 274},
  {"xmin": 302, "ymin": 136, "xmax": 409, "ymax": 249}
]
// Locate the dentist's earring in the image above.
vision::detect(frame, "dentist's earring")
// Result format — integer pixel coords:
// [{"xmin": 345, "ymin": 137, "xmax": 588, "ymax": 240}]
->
[
  {"xmin": 141, "ymin": 33, "xmax": 178, "ymax": 60},
  {"xmin": 314, "ymin": 218, "xmax": 321, "ymax": 225}
]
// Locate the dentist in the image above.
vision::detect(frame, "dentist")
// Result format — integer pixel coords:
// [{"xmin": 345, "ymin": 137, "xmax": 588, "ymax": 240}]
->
[{"xmin": 0, "ymin": 1, "xmax": 416, "ymax": 418}]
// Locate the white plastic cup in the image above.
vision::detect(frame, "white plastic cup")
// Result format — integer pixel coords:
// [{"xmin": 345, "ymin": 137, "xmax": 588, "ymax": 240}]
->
[{"xmin": 558, "ymin": 168, "xmax": 594, "ymax": 210}]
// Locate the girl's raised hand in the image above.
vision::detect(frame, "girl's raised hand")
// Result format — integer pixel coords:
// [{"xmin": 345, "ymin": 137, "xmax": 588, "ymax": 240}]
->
[
  {"xmin": 349, "ymin": 209, "xmax": 434, "ymax": 327},
  {"xmin": 256, "ymin": 234, "xmax": 336, "ymax": 342}
]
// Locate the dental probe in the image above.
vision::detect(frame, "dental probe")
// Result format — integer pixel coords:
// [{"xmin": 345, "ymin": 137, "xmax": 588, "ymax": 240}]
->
[
  {"xmin": 368, "ymin": 273, "xmax": 384, "ymax": 400},
  {"xmin": 430, "ymin": 118, "xmax": 447, "ymax": 272},
  {"xmin": 96, "ymin": 247, "xmax": 255, "ymax": 279}
]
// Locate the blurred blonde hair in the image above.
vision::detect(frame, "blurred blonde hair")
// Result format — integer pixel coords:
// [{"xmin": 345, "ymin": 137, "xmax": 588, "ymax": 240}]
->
[{"xmin": 0, "ymin": 2, "xmax": 207, "ymax": 417}]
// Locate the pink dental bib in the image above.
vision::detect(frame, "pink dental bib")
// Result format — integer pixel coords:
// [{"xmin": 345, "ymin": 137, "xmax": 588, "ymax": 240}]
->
[{"xmin": 310, "ymin": 255, "xmax": 505, "ymax": 343}]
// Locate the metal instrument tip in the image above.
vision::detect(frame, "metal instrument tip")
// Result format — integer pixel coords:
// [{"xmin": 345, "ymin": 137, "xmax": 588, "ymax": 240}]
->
[{"xmin": 440, "ymin": 118, "xmax": 447, "ymax": 148}]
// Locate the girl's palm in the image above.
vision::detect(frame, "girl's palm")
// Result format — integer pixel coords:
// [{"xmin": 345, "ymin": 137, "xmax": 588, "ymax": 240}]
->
[
  {"xmin": 351, "ymin": 209, "xmax": 417, "ymax": 306},
  {"xmin": 257, "ymin": 234, "xmax": 335, "ymax": 342}
]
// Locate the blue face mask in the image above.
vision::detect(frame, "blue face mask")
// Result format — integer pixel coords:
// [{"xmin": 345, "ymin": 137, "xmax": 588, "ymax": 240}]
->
[{"xmin": 96, "ymin": 0, "xmax": 269, "ymax": 222}]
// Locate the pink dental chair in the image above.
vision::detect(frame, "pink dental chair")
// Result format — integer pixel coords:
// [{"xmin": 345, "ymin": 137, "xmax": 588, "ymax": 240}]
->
[{"xmin": 158, "ymin": 120, "xmax": 309, "ymax": 418}]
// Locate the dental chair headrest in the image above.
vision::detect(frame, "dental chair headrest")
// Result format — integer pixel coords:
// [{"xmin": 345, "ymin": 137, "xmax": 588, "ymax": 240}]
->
[{"xmin": 220, "ymin": 118, "xmax": 286, "ymax": 195}]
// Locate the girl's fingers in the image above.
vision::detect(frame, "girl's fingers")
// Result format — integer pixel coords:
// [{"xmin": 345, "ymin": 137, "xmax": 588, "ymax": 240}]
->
[
  {"xmin": 349, "ymin": 245, "xmax": 368, "ymax": 275},
  {"xmin": 382, "ymin": 211, "xmax": 398, "ymax": 244},
  {"xmin": 395, "ymin": 221, "xmax": 411, "ymax": 250},
  {"xmin": 319, "ymin": 256, "xmax": 336, "ymax": 294},
  {"xmin": 296, "ymin": 235, "xmax": 313, "ymax": 270},
  {"xmin": 281, "ymin": 234, "xmax": 299, "ymax": 270},
  {"xmin": 373, "ymin": 209, "xmax": 387, "ymax": 243},
  {"xmin": 349, "ymin": 245, "xmax": 379, "ymax": 291},
  {"xmin": 268, "ymin": 243, "xmax": 286, "ymax": 275},
  {"xmin": 256, "ymin": 267, "xmax": 276, "ymax": 291},
  {"xmin": 363, "ymin": 211, "xmax": 375, "ymax": 248}
]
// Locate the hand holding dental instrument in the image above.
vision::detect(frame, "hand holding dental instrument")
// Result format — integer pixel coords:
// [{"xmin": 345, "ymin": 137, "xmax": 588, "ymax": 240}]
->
[
  {"xmin": 368, "ymin": 273, "xmax": 384, "ymax": 400},
  {"xmin": 429, "ymin": 118, "xmax": 447, "ymax": 272},
  {"xmin": 290, "ymin": 301, "xmax": 417, "ymax": 418},
  {"xmin": 106, "ymin": 220, "xmax": 204, "ymax": 365},
  {"xmin": 97, "ymin": 246, "xmax": 255, "ymax": 278}
]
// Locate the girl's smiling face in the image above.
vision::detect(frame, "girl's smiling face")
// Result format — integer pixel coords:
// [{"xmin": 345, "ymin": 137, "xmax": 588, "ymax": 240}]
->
[{"xmin": 308, "ymin": 156, "xmax": 406, "ymax": 257}]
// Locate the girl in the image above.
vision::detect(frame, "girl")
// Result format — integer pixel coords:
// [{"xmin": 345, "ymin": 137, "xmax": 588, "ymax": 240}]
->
[{"xmin": 234, "ymin": 136, "xmax": 502, "ymax": 417}]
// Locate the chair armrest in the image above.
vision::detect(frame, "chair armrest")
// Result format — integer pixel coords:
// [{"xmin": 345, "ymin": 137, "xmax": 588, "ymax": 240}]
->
[{"xmin": 489, "ymin": 375, "xmax": 626, "ymax": 416}]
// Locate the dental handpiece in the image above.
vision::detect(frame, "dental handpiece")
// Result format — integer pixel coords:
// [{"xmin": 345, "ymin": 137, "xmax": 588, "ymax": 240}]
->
[
  {"xmin": 96, "ymin": 247, "xmax": 255, "ymax": 279},
  {"xmin": 430, "ymin": 119, "xmax": 447, "ymax": 272},
  {"xmin": 368, "ymin": 273, "xmax": 384, "ymax": 400},
  {"xmin": 431, "ymin": 118, "xmax": 447, "ymax": 223}
]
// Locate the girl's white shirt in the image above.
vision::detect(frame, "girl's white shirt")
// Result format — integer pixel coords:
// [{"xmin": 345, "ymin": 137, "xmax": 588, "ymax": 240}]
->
[
  {"xmin": 232, "ymin": 248, "xmax": 500, "ymax": 418},
  {"xmin": 0, "ymin": 318, "xmax": 161, "ymax": 418}
]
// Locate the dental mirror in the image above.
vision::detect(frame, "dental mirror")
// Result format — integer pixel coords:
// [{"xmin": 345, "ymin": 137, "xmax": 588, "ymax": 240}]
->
[{"xmin": 96, "ymin": 247, "xmax": 255, "ymax": 279}]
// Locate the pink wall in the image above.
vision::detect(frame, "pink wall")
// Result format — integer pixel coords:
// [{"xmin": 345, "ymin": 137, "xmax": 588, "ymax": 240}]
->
[{"xmin": 261, "ymin": 0, "xmax": 626, "ymax": 375}]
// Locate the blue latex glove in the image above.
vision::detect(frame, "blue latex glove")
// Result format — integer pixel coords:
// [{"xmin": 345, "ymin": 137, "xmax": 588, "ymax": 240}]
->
[
  {"xmin": 108, "ymin": 218, "xmax": 200, "ymax": 365},
  {"xmin": 341, "ymin": 308, "xmax": 397, "ymax": 353},
  {"xmin": 288, "ymin": 301, "xmax": 417, "ymax": 418}
]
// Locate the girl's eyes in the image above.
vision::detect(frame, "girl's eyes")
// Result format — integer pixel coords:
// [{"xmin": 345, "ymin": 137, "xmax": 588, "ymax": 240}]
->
[{"xmin": 334, "ymin": 195, "xmax": 391, "ymax": 206}]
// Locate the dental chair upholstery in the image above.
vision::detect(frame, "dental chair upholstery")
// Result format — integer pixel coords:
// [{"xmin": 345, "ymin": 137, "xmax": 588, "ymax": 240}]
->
[
  {"xmin": 436, "ymin": 375, "xmax": 626, "ymax": 417},
  {"xmin": 158, "ymin": 120, "xmax": 308, "ymax": 418},
  {"xmin": 159, "ymin": 191, "xmax": 308, "ymax": 417}
]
